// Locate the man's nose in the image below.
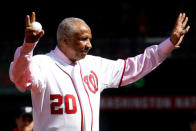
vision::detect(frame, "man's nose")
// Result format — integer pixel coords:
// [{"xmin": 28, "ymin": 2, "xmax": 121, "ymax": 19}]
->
[{"xmin": 86, "ymin": 40, "xmax": 92, "ymax": 49}]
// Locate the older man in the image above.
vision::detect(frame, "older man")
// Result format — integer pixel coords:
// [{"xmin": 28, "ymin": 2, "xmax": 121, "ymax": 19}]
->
[{"xmin": 9, "ymin": 12, "xmax": 189, "ymax": 131}]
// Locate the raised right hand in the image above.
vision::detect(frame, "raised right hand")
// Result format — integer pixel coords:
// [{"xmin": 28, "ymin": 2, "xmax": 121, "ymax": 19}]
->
[{"xmin": 25, "ymin": 12, "xmax": 44, "ymax": 43}]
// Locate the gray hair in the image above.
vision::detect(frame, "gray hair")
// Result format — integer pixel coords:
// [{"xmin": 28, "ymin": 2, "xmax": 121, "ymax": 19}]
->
[{"xmin": 56, "ymin": 17, "xmax": 86, "ymax": 44}]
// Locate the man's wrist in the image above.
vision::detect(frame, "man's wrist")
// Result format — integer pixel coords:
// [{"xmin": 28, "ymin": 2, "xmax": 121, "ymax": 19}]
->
[
  {"xmin": 169, "ymin": 37, "xmax": 180, "ymax": 48},
  {"xmin": 20, "ymin": 40, "xmax": 38, "ymax": 54}
]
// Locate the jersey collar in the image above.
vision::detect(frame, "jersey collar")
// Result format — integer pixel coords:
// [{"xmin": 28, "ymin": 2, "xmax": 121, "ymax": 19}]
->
[{"xmin": 54, "ymin": 46, "xmax": 76, "ymax": 66}]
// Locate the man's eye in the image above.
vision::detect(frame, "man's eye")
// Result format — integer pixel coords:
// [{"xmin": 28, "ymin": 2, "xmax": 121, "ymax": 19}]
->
[{"xmin": 81, "ymin": 37, "xmax": 88, "ymax": 41}]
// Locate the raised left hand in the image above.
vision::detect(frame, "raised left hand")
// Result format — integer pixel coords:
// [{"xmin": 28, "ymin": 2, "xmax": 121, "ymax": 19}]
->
[{"xmin": 170, "ymin": 13, "xmax": 190, "ymax": 47}]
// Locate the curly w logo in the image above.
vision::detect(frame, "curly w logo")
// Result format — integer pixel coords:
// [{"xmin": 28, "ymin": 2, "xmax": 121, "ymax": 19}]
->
[{"xmin": 83, "ymin": 71, "xmax": 98, "ymax": 94}]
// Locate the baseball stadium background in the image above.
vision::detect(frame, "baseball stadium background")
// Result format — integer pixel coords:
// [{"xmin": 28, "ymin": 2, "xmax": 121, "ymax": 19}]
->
[{"xmin": 1, "ymin": 2, "xmax": 196, "ymax": 130}]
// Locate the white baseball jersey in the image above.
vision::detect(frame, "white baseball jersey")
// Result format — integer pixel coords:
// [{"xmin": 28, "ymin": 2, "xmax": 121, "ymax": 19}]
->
[
  {"xmin": 31, "ymin": 52, "xmax": 124, "ymax": 131},
  {"xmin": 9, "ymin": 38, "xmax": 175, "ymax": 131}
]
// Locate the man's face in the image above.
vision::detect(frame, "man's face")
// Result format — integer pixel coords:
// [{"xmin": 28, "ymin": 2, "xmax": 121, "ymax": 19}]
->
[
  {"xmin": 16, "ymin": 114, "xmax": 33, "ymax": 131},
  {"xmin": 61, "ymin": 21, "xmax": 92, "ymax": 62}
]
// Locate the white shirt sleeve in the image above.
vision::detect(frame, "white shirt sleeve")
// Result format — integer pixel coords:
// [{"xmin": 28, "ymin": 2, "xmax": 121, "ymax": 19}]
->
[
  {"xmin": 121, "ymin": 38, "xmax": 175, "ymax": 86},
  {"xmin": 9, "ymin": 42, "xmax": 45, "ymax": 93},
  {"xmin": 99, "ymin": 58, "xmax": 125, "ymax": 91},
  {"xmin": 99, "ymin": 38, "xmax": 175, "ymax": 91}
]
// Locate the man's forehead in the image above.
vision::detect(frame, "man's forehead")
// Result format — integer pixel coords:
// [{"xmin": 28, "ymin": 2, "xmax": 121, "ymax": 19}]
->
[
  {"xmin": 74, "ymin": 21, "xmax": 90, "ymax": 30},
  {"xmin": 73, "ymin": 21, "xmax": 91, "ymax": 35}
]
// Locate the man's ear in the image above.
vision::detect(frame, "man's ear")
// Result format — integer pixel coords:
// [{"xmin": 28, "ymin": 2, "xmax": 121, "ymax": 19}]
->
[
  {"xmin": 58, "ymin": 35, "xmax": 68, "ymax": 49},
  {"xmin": 62, "ymin": 35, "xmax": 69, "ymax": 43}
]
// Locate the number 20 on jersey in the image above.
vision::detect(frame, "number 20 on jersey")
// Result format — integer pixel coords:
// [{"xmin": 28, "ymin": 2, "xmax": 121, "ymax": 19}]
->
[{"xmin": 50, "ymin": 94, "xmax": 77, "ymax": 114}]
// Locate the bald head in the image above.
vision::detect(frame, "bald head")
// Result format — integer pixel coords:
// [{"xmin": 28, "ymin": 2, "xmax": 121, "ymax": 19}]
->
[{"xmin": 57, "ymin": 17, "xmax": 88, "ymax": 44}]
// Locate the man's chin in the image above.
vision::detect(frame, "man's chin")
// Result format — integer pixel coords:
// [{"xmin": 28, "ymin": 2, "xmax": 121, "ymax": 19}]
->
[
  {"xmin": 74, "ymin": 54, "xmax": 87, "ymax": 61},
  {"xmin": 79, "ymin": 55, "xmax": 87, "ymax": 60}
]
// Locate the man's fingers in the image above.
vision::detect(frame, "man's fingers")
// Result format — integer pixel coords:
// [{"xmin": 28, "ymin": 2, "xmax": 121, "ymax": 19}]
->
[
  {"xmin": 26, "ymin": 15, "xmax": 31, "ymax": 27},
  {"xmin": 26, "ymin": 12, "xmax": 36, "ymax": 27},
  {"xmin": 184, "ymin": 25, "xmax": 190, "ymax": 33},
  {"xmin": 177, "ymin": 13, "xmax": 187, "ymax": 26},
  {"xmin": 176, "ymin": 13, "xmax": 182, "ymax": 24},
  {"xmin": 31, "ymin": 12, "xmax": 36, "ymax": 23},
  {"xmin": 180, "ymin": 25, "xmax": 190, "ymax": 35},
  {"xmin": 182, "ymin": 17, "xmax": 188, "ymax": 28},
  {"xmin": 181, "ymin": 13, "xmax": 186, "ymax": 22},
  {"xmin": 34, "ymin": 30, "xmax": 45, "ymax": 40}
]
